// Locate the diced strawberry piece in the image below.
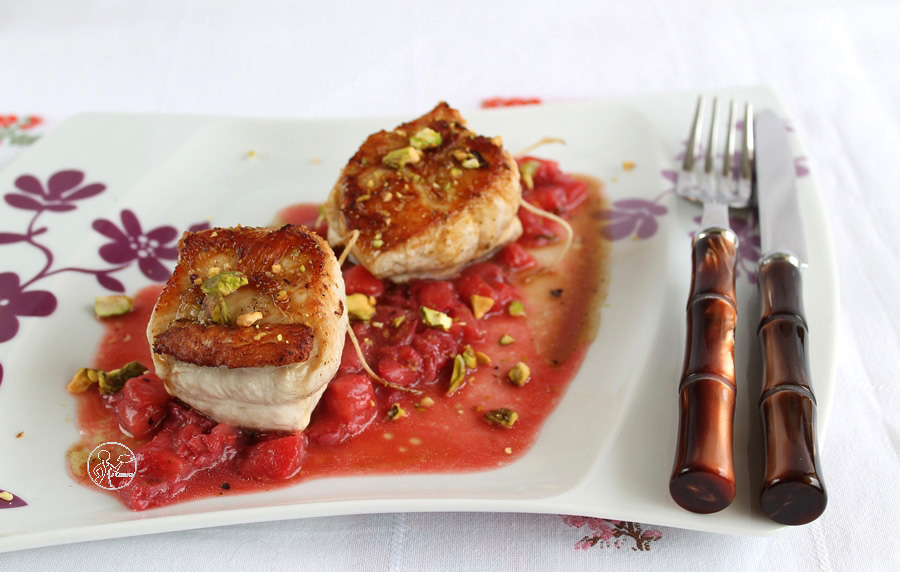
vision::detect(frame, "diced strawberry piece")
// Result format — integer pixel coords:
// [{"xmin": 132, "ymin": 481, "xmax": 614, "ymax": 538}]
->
[
  {"xmin": 239, "ymin": 432, "xmax": 306, "ymax": 480},
  {"xmin": 307, "ymin": 374, "xmax": 377, "ymax": 446},
  {"xmin": 377, "ymin": 346, "xmax": 424, "ymax": 387},
  {"xmin": 496, "ymin": 243, "xmax": 538, "ymax": 272},
  {"xmin": 412, "ymin": 280, "xmax": 458, "ymax": 314},
  {"xmin": 343, "ymin": 264, "xmax": 385, "ymax": 297}
]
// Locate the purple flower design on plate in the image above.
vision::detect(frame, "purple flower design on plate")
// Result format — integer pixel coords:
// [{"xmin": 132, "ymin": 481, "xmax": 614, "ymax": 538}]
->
[
  {"xmin": 0, "ymin": 272, "xmax": 56, "ymax": 344},
  {"xmin": 5, "ymin": 170, "xmax": 105, "ymax": 213},
  {"xmin": 92, "ymin": 210, "xmax": 179, "ymax": 281},
  {"xmin": 595, "ymin": 198, "xmax": 668, "ymax": 240},
  {"xmin": 0, "ymin": 489, "xmax": 27, "ymax": 509},
  {"xmin": 561, "ymin": 515, "xmax": 662, "ymax": 551}
]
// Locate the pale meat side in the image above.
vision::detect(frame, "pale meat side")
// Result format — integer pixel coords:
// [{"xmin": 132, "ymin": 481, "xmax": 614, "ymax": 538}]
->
[
  {"xmin": 325, "ymin": 102, "xmax": 522, "ymax": 282},
  {"xmin": 146, "ymin": 225, "xmax": 347, "ymax": 432}
]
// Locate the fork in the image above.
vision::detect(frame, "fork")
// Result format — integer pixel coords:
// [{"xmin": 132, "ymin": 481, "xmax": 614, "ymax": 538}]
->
[{"xmin": 669, "ymin": 96, "xmax": 753, "ymax": 514}]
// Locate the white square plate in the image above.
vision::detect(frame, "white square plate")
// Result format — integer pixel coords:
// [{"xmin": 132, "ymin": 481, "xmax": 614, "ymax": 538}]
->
[{"xmin": 0, "ymin": 86, "xmax": 838, "ymax": 551}]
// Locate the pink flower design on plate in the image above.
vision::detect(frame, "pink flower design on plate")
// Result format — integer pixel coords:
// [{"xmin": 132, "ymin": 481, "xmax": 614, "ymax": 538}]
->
[
  {"xmin": 0, "ymin": 272, "xmax": 57, "ymax": 344},
  {"xmin": 92, "ymin": 210, "xmax": 179, "ymax": 281}
]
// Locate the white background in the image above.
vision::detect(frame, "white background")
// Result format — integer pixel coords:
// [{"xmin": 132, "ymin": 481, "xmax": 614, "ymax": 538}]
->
[{"xmin": 1, "ymin": 1, "xmax": 899, "ymax": 570}]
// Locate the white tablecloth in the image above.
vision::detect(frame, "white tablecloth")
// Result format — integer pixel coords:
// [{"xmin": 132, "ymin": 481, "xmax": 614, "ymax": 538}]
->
[{"xmin": 2, "ymin": 1, "xmax": 899, "ymax": 570}]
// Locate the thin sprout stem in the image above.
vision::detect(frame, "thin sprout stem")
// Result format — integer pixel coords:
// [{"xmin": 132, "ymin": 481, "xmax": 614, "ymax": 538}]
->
[
  {"xmin": 514, "ymin": 137, "xmax": 566, "ymax": 158},
  {"xmin": 518, "ymin": 199, "xmax": 574, "ymax": 271},
  {"xmin": 346, "ymin": 325, "xmax": 422, "ymax": 395},
  {"xmin": 337, "ymin": 229, "xmax": 360, "ymax": 266}
]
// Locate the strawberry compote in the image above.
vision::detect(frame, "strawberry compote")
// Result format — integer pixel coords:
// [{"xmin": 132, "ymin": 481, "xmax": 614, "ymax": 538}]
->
[{"xmin": 67, "ymin": 157, "xmax": 609, "ymax": 510}]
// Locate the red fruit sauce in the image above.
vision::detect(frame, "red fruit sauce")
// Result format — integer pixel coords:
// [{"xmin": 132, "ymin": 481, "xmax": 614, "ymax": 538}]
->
[{"xmin": 67, "ymin": 158, "xmax": 610, "ymax": 510}]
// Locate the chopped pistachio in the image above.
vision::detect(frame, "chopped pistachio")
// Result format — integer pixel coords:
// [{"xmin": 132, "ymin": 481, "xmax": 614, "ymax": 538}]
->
[
  {"xmin": 276, "ymin": 289, "xmax": 289, "ymax": 302},
  {"xmin": 372, "ymin": 238, "xmax": 384, "ymax": 249},
  {"xmin": 462, "ymin": 345, "xmax": 478, "ymax": 369},
  {"xmin": 410, "ymin": 127, "xmax": 442, "ymax": 149},
  {"xmin": 508, "ymin": 300, "xmax": 526, "ymax": 317},
  {"xmin": 201, "ymin": 271, "xmax": 248, "ymax": 297},
  {"xmin": 447, "ymin": 354, "xmax": 467, "ymax": 395},
  {"xmin": 392, "ymin": 315, "xmax": 406, "ymax": 328},
  {"xmin": 202, "ymin": 292, "xmax": 231, "ymax": 324},
  {"xmin": 508, "ymin": 362, "xmax": 531, "ymax": 386},
  {"xmin": 94, "ymin": 295, "xmax": 133, "ymax": 318},
  {"xmin": 421, "ymin": 306, "xmax": 452, "ymax": 331},
  {"xmin": 68, "ymin": 361, "xmax": 147, "ymax": 395},
  {"xmin": 450, "ymin": 167, "xmax": 463, "ymax": 178},
  {"xmin": 504, "ymin": 447, "xmax": 513, "ymax": 455},
  {"xmin": 420, "ymin": 396, "xmax": 435, "ymax": 407},
  {"xmin": 519, "ymin": 160, "xmax": 540, "ymax": 190},
  {"xmin": 382, "ymin": 146, "xmax": 422, "ymax": 169},
  {"xmin": 470, "ymin": 294, "xmax": 494, "ymax": 320},
  {"xmin": 451, "ymin": 149, "xmax": 468, "ymax": 161},
  {"xmin": 271, "ymin": 264, "xmax": 282, "ymax": 274},
  {"xmin": 499, "ymin": 334, "xmax": 515, "ymax": 346},
  {"xmin": 475, "ymin": 351, "xmax": 492, "ymax": 366},
  {"xmin": 236, "ymin": 311, "xmax": 263, "ymax": 327},
  {"xmin": 387, "ymin": 403, "xmax": 407, "ymax": 420},
  {"xmin": 461, "ymin": 156, "xmax": 480, "ymax": 169},
  {"xmin": 484, "ymin": 408, "xmax": 519, "ymax": 428},
  {"xmin": 347, "ymin": 293, "xmax": 376, "ymax": 321}
]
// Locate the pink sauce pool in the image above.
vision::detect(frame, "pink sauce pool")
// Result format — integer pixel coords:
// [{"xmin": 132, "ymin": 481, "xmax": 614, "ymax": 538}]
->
[{"xmin": 67, "ymin": 158, "xmax": 610, "ymax": 509}]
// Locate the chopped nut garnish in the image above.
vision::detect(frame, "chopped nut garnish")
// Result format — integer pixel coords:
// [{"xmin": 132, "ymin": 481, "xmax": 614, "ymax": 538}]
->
[
  {"xmin": 200, "ymin": 271, "xmax": 248, "ymax": 325},
  {"xmin": 504, "ymin": 447, "xmax": 513, "ymax": 454},
  {"xmin": 94, "ymin": 295, "xmax": 133, "ymax": 318},
  {"xmin": 420, "ymin": 396, "xmax": 435, "ymax": 407},
  {"xmin": 207, "ymin": 266, "xmax": 221, "ymax": 277},
  {"xmin": 484, "ymin": 408, "xmax": 518, "ymax": 428},
  {"xmin": 271, "ymin": 264, "xmax": 283, "ymax": 274},
  {"xmin": 519, "ymin": 160, "xmax": 540, "ymax": 190},
  {"xmin": 276, "ymin": 289, "xmax": 289, "ymax": 302},
  {"xmin": 382, "ymin": 146, "xmax": 422, "ymax": 169},
  {"xmin": 462, "ymin": 345, "xmax": 477, "ymax": 369},
  {"xmin": 475, "ymin": 351, "xmax": 492, "ymax": 365},
  {"xmin": 348, "ymin": 293, "xmax": 377, "ymax": 321},
  {"xmin": 508, "ymin": 362, "xmax": 531, "ymax": 386},
  {"xmin": 0, "ymin": 492, "xmax": 13, "ymax": 501},
  {"xmin": 461, "ymin": 156, "xmax": 480, "ymax": 169},
  {"xmin": 447, "ymin": 354, "xmax": 467, "ymax": 395},
  {"xmin": 372, "ymin": 238, "xmax": 384, "ymax": 249},
  {"xmin": 392, "ymin": 315, "xmax": 406, "ymax": 328},
  {"xmin": 68, "ymin": 361, "xmax": 148, "ymax": 395},
  {"xmin": 508, "ymin": 300, "xmax": 525, "ymax": 317},
  {"xmin": 276, "ymin": 334, "xmax": 284, "ymax": 342},
  {"xmin": 450, "ymin": 167, "xmax": 463, "ymax": 178},
  {"xmin": 410, "ymin": 127, "xmax": 442, "ymax": 149},
  {"xmin": 499, "ymin": 334, "xmax": 515, "ymax": 346},
  {"xmin": 421, "ymin": 306, "xmax": 452, "ymax": 331},
  {"xmin": 470, "ymin": 294, "xmax": 494, "ymax": 320},
  {"xmin": 236, "ymin": 311, "xmax": 263, "ymax": 327}
]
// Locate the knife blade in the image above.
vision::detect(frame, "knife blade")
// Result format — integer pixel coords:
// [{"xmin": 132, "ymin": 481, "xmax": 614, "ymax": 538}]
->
[{"xmin": 754, "ymin": 110, "xmax": 827, "ymax": 525}]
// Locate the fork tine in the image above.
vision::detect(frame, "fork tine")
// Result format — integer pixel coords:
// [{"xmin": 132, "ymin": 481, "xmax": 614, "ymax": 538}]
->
[
  {"xmin": 723, "ymin": 100, "xmax": 737, "ymax": 181},
  {"xmin": 683, "ymin": 96, "xmax": 704, "ymax": 172},
  {"xmin": 704, "ymin": 98, "xmax": 719, "ymax": 175},
  {"xmin": 741, "ymin": 102, "xmax": 754, "ymax": 181}
]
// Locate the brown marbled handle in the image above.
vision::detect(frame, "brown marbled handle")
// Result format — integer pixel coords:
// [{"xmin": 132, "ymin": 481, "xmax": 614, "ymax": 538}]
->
[
  {"xmin": 670, "ymin": 229, "xmax": 738, "ymax": 514},
  {"xmin": 757, "ymin": 256, "xmax": 827, "ymax": 525}
]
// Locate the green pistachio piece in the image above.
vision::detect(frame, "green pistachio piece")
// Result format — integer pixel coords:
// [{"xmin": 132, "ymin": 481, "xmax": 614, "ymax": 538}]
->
[
  {"xmin": 347, "ymin": 293, "xmax": 377, "ymax": 321},
  {"xmin": 67, "ymin": 361, "xmax": 148, "ymax": 395},
  {"xmin": 519, "ymin": 160, "xmax": 540, "ymax": 190},
  {"xmin": 462, "ymin": 345, "xmax": 478, "ymax": 369},
  {"xmin": 371, "ymin": 238, "xmax": 384, "ymax": 250},
  {"xmin": 461, "ymin": 156, "xmax": 480, "ymax": 169},
  {"xmin": 382, "ymin": 146, "xmax": 422, "ymax": 169},
  {"xmin": 203, "ymin": 292, "xmax": 231, "ymax": 325},
  {"xmin": 410, "ymin": 127, "xmax": 442, "ymax": 150},
  {"xmin": 387, "ymin": 403, "xmax": 407, "ymax": 420},
  {"xmin": 484, "ymin": 408, "xmax": 518, "ymax": 428},
  {"xmin": 447, "ymin": 354, "xmax": 467, "ymax": 396},
  {"xmin": 499, "ymin": 334, "xmax": 515, "ymax": 346},
  {"xmin": 201, "ymin": 271, "xmax": 248, "ymax": 297},
  {"xmin": 508, "ymin": 300, "xmax": 526, "ymax": 317},
  {"xmin": 507, "ymin": 362, "xmax": 531, "ymax": 387},
  {"xmin": 94, "ymin": 295, "xmax": 133, "ymax": 318},
  {"xmin": 421, "ymin": 306, "xmax": 452, "ymax": 331}
]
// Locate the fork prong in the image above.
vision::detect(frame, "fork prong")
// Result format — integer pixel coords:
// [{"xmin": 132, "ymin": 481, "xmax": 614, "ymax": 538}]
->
[
  {"xmin": 741, "ymin": 102, "xmax": 754, "ymax": 181},
  {"xmin": 704, "ymin": 98, "xmax": 719, "ymax": 175},
  {"xmin": 723, "ymin": 100, "xmax": 737, "ymax": 181},
  {"xmin": 683, "ymin": 96, "xmax": 704, "ymax": 172}
]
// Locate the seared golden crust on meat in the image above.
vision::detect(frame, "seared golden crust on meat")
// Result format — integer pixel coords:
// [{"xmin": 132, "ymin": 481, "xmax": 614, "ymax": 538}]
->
[
  {"xmin": 153, "ymin": 322, "xmax": 313, "ymax": 368},
  {"xmin": 326, "ymin": 102, "xmax": 522, "ymax": 281},
  {"xmin": 150, "ymin": 225, "xmax": 335, "ymax": 367}
]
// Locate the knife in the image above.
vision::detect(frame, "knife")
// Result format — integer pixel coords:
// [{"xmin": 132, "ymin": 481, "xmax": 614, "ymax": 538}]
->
[{"xmin": 754, "ymin": 110, "xmax": 828, "ymax": 525}]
